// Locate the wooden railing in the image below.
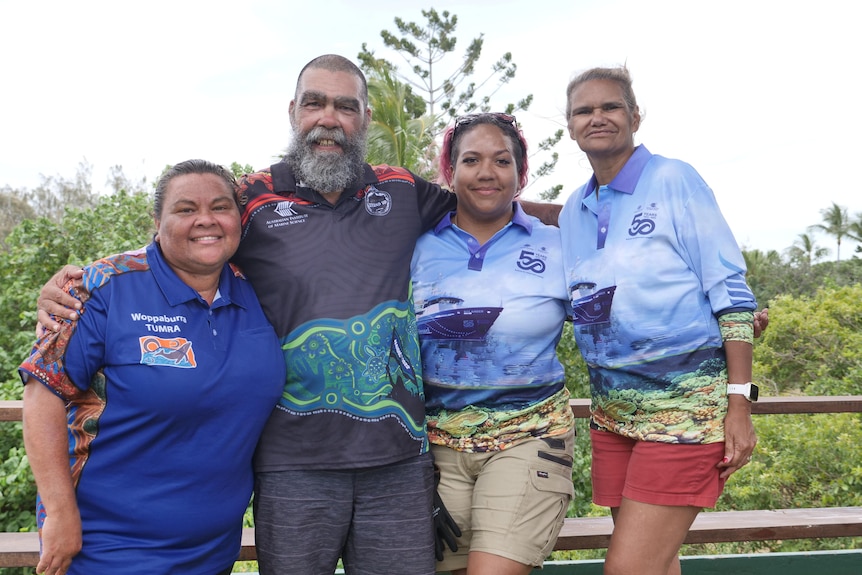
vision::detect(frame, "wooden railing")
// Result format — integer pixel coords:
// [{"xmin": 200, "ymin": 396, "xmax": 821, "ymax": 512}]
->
[{"xmin": 2, "ymin": 396, "xmax": 861, "ymax": 570}]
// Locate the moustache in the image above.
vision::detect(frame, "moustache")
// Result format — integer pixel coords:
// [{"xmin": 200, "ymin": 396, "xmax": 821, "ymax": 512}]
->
[{"xmin": 305, "ymin": 127, "xmax": 348, "ymax": 147}]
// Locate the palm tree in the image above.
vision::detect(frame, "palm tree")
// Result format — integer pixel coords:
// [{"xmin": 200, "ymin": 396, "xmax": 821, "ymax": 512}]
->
[
  {"xmin": 742, "ymin": 248, "xmax": 782, "ymax": 299},
  {"xmin": 364, "ymin": 65, "xmax": 437, "ymax": 180},
  {"xmin": 845, "ymin": 211, "xmax": 862, "ymax": 245},
  {"xmin": 785, "ymin": 233, "xmax": 829, "ymax": 268},
  {"xmin": 808, "ymin": 202, "xmax": 850, "ymax": 261}
]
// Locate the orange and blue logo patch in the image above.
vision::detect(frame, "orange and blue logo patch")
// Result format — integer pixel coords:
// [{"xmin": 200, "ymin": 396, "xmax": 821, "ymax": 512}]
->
[{"xmin": 139, "ymin": 336, "xmax": 197, "ymax": 368}]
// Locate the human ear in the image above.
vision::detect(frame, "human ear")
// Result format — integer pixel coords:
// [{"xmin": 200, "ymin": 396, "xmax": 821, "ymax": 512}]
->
[{"xmin": 288, "ymin": 101, "xmax": 297, "ymax": 128}]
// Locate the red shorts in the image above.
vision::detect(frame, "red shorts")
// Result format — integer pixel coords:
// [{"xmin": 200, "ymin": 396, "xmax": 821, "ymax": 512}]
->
[{"xmin": 590, "ymin": 429, "xmax": 727, "ymax": 508}]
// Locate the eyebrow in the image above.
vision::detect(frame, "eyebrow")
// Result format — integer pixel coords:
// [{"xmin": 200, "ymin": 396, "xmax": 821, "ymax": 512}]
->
[
  {"xmin": 571, "ymin": 100, "xmax": 625, "ymax": 114},
  {"xmin": 299, "ymin": 90, "xmax": 325, "ymax": 103},
  {"xmin": 460, "ymin": 148, "xmax": 513, "ymax": 157},
  {"xmin": 169, "ymin": 198, "xmax": 199, "ymax": 210},
  {"xmin": 172, "ymin": 192, "xmax": 234, "ymax": 206},
  {"xmin": 299, "ymin": 90, "xmax": 361, "ymax": 110}
]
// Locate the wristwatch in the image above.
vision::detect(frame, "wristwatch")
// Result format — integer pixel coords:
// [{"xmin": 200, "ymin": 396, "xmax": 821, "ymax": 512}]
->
[{"xmin": 726, "ymin": 382, "xmax": 759, "ymax": 402}]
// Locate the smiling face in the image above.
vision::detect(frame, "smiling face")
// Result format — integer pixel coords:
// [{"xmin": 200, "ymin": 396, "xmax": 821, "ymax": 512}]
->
[
  {"xmin": 450, "ymin": 123, "xmax": 521, "ymax": 235},
  {"xmin": 285, "ymin": 68, "xmax": 371, "ymax": 195},
  {"xmin": 154, "ymin": 173, "xmax": 240, "ymax": 287},
  {"xmin": 290, "ymin": 68, "xmax": 370, "ymax": 147},
  {"xmin": 567, "ymin": 78, "xmax": 640, "ymax": 164}
]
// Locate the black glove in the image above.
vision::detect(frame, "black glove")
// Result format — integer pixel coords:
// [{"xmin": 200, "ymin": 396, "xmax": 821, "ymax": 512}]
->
[{"xmin": 432, "ymin": 467, "xmax": 461, "ymax": 561}]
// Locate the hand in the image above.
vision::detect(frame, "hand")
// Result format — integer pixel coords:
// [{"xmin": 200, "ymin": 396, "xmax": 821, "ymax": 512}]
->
[
  {"xmin": 37, "ymin": 512, "xmax": 82, "ymax": 575},
  {"xmin": 432, "ymin": 467, "xmax": 461, "ymax": 561},
  {"xmin": 37, "ymin": 266, "xmax": 85, "ymax": 332},
  {"xmin": 716, "ymin": 396, "xmax": 758, "ymax": 479},
  {"xmin": 753, "ymin": 308, "xmax": 769, "ymax": 339}
]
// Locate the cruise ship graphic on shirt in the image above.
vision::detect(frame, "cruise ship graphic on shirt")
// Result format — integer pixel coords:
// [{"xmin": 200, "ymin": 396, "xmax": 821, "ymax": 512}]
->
[
  {"xmin": 569, "ymin": 282, "xmax": 616, "ymax": 326},
  {"xmin": 416, "ymin": 296, "xmax": 502, "ymax": 341}
]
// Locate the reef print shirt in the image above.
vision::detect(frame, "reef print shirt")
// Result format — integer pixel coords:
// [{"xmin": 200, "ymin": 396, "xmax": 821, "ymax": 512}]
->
[
  {"xmin": 559, "ymin": 146, "xmax": 756, "ymax": 444},
  {"xmin": 412, "ymin": 205, "xmax": 574, "ymax": 452}
]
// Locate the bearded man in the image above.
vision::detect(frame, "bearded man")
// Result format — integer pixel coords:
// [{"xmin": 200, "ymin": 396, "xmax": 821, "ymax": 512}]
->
[{"xmin": 232, "ymin": 54, "xmax": 458, "ymax": 575}]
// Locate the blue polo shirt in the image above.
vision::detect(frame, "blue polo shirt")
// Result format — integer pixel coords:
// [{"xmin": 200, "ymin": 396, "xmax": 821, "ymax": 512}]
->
[
  {"xmin": 20, "ymin": 242, "xmax": 285, "ymax": 574},
  {"xmin": 411, "ymin": 204, "xmax": 573, "ymax": 451},
  {"xmin": 559, "ymin": 145, "xmax": 756, "ymax": 444}
]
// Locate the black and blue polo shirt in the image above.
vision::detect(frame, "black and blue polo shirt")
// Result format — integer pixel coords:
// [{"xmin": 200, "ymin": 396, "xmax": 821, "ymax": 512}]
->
[{"xmin": 234, "ymin": 162, "xmax": 456, "ymax": 470}]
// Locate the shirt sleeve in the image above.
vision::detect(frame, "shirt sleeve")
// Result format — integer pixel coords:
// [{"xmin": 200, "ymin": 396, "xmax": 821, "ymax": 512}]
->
[
  {"xmin": 18, "ymin": 274, "xmax": 107, "ymax": 400},
  {"xmin": 414, "ymin": 174, "xmax": 457, "ymax": 232},
  {"xmin": 673, "ymin": 165, "xmax": 757, "ymax": 315},
  {"xmin": 236, "ymin": 168, "xmax": 275, "ymax": 220},
  {"xmin": 718, "ymin": 310, "xmax": 755, "ymax": 344}
]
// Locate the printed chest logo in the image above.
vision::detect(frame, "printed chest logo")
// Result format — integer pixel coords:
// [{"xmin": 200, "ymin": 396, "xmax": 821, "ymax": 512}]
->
[
  {"xmin": 516, "ymin": 245, "xmax": 548, "ymax": 275},
  {"xmin": 628, "ymin": 203, "xmax": 658, "ymax": 237},
  {"xmin": 365, "ymin": 186, "xmax": 392, "ymax": 216},
  {"xmin": 266, "ymin": 201, "xmax": 308, "ymax": 229},
  {"xmin": 274, "ymin": 200, "xmax": 298, "ymax": 217},
  {"xmin": 139, "ymin": 336, "xmax": 197, "ymax": 368}
]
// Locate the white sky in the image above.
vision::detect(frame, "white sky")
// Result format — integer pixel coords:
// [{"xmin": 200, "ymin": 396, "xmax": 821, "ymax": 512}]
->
[{"xmin": 1, "ymin": 0, "xmax": 859, "ymax": 255}]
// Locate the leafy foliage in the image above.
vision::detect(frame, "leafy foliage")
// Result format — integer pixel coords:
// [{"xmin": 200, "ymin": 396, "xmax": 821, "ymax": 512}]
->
[
  {"xmin": 559, "ymin": 323, "xmax": 590, "ymax": 399},
  {"xmin": 20, "ymin": 162, "xmax": 98, "ymax": 223},
  {"xmin": 0, "ymin": 191, "xmax": 36, "ymax": 252},
  {"xmin": 557, "ymin": 324, "xmax": 593, "ymax": 520},
  {"xmin": 230, "ymin": 162, "xmax": 256, "ymax": 179},
  {"xmin": 0, "ymin": 162, "xmax": 107, "ymax": 255},
  {"xmin": 357, "ymin": 8, "xmax": 562, "ymax": 199},
  {"xmin": 753, "ymin": 285, "xmax": 862, "ymax": 395},
  {"xmin": 358, "ymin": 8, "xmax": 517, "ymax": 125},
  {"xmin": 0, "ymin": 189, "xmax": 154, "ymax": 390},
  {"xmin": 0, "ymin": 427, "xmax": 34, "ymax": 533},
  {"xmin": 724, "ymin": 412, "xmax": 862, "ymax": 510},
  {"xmin": 742, "ymin": 248, "xmax": 862, "ymax": 309},
  {"xmin": 785, "ymin": 232, "xmax": 829, "ymax": 268},
  {"xmin": 695, "ymin": 410, "xmax": 862, "ymax": 555},
  {"xmin": 365, "ymin": 65, "xmax": 438, "ymax": 179}
]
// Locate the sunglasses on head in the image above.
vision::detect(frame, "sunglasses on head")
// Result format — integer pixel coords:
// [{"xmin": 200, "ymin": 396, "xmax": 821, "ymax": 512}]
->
[{"xmin": 453, "ymin": 112, "xmax": 517, "ymax": 133}]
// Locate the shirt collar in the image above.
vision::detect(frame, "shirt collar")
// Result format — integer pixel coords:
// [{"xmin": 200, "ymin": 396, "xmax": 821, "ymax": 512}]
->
[
  {"xmin": 147, "ymin": 242, "xmax": 247, "ymax": 310},
  {"xmin": 433, "ymin": 202, "xmax": 533, "ymax": 235},
  {"xmin": 579, "ymin": 144, "xmax": 652, "ymax": 202}
]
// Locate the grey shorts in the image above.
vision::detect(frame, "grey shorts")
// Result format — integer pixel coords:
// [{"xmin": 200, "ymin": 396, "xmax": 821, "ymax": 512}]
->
[
  {"xmin": 253, "ymin": 452, "xmax": 435, "ymax": 575},
  {"xmin": 432, "ymin": 426, "xmax": 575, "ymax": 572}
]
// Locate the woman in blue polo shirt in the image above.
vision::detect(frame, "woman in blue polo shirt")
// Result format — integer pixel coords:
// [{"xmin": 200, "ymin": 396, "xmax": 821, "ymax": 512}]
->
[
  {"xmin": 411, "ymin": 113, "xmax": 574, "ymax": 575},
  {"xmin": 20, "ymin": 159, "xmax": 285, "ymax": 575}
]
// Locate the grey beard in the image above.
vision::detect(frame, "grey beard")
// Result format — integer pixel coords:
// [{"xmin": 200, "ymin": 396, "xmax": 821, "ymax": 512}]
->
[{"xmin": 285, "ymin": 127, "xmax": 367, "ymax": 194}]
